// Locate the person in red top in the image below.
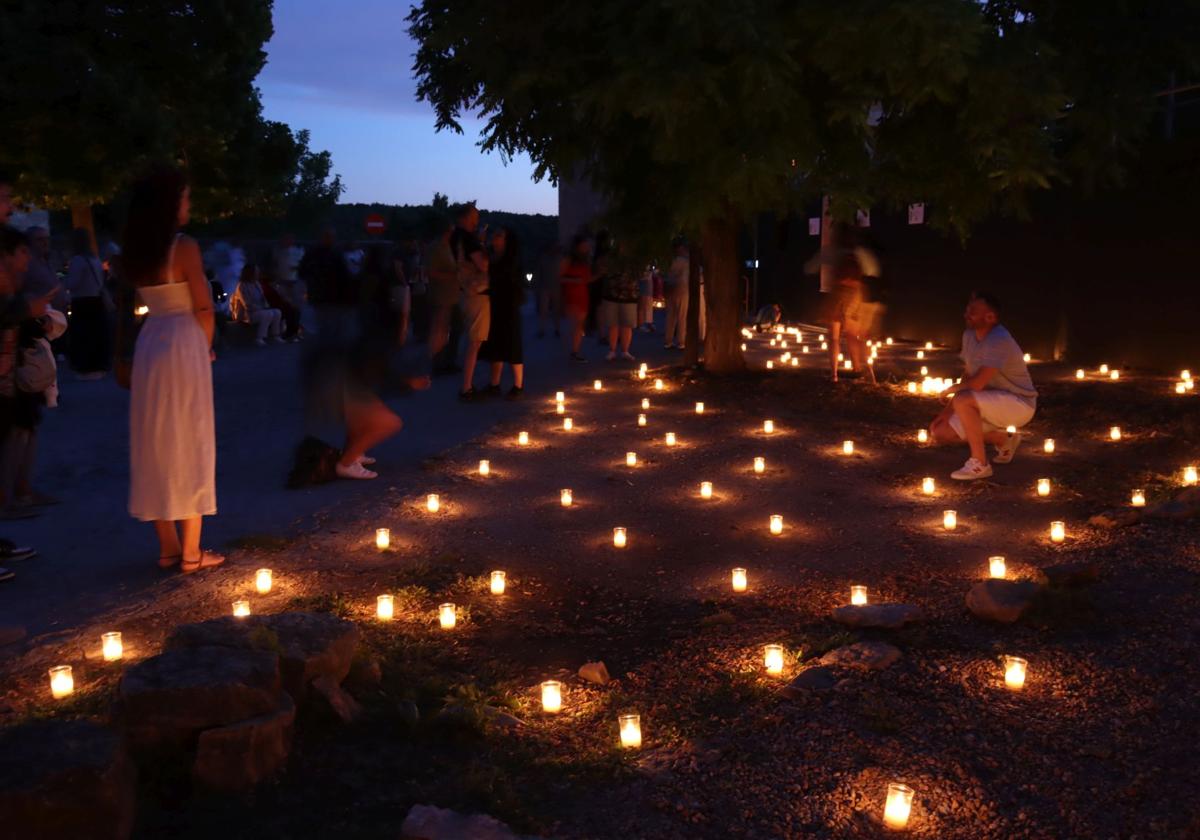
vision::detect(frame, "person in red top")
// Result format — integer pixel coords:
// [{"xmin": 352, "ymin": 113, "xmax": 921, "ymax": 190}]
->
[{"xmin": 559, "ymin": 234, "xmax": 593, "ymax": 362}]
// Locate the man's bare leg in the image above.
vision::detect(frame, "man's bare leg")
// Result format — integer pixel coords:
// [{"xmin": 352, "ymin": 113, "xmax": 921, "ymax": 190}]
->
[{"xmin": 951, "ymin": 392, "xmax": 989, "ymax": 463}]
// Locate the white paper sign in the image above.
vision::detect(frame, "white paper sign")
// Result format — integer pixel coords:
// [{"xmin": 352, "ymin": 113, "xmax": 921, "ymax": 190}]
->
[
  {"xmin": 808, "ymin": 217, "xmax": 820, "ymax": 236},
  {"xmin": 856, "ymin": 209, "xmax": 871, "ymax": 228},
  {"xmin": 908, "ymin": 203, "xmax": 926, "ymax": 225}
]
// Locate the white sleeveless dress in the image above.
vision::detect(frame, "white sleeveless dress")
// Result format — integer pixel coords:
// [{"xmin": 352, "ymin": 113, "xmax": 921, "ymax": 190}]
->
[{"xmin": 128, "ymin": 241, "xmax": 217, "ymax": 521}]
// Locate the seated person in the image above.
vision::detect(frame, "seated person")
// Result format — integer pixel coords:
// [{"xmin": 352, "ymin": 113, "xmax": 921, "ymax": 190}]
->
[
  {"xmin": 753, "ymin": 302, "xmax": 782, "ymax": 332},
  {"xmin": 929, "ymin": 291, "xmax": 1037, "ymax": 480},
  {"xmin": 230, "ymin": 264, "xmax": 284, "ymax": 346}
]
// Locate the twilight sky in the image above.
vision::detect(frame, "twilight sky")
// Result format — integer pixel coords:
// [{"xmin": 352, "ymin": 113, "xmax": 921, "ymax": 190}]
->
[{"xmin": 257, "ymin": 0, "xmax": 557, "ymax": 215}]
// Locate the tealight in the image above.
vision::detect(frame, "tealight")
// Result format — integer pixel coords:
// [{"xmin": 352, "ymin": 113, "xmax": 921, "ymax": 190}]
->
[
  {"xmin": 925, "ymin": 341, "xmax": 933, "ymax": 350},
  {"xmin": 376, "ymin": 594, "xmax": 394, "ymax": 620},
  {"xmin": 665, "ymin": 432, "xmax": 676, "ymax": 446},
  {"xmin": 1075, "ymin": 369, "xmax": 1085, "ymax": 380},
  {"xmin": 731, "ymin": 568, "xmax": 747, "ymax": 592},
  {"xmin": 1043, "ymin": 438, "xmax": 1056, "ymax": 454},
  {"xmin": 541, "ymin": 680, "xmax": 563, "ymax": 713},
  {"xmin": 1003, "ymin": 655, "xmax": 1028, "ymax": 690},
  {"xmin": 101, "ymin": 631, "xmax": 123, "ymax": 662},
  {"xmin": 843, "ymin": 359, "xmax": 852, "ymax": 370},
  {"xmin": 1006, "ymin": 425, "xmax": 1017, "ymax": 434},
  {"xmin": 618, "ymin": 713, "xmax": 641, "ymax": 749},
  {"xmin": 1177, "ymin": 382, "xmax": 1187, "ymax": 394},
  {"xmin": 1110, "ymin": 369, "xmax": 1120, "ymax": 380},
  {"xmin": 439, "ymin": 603, "xmax": 456, "ymax": 629},
  {"xmin": 255, "ymin": 568, "xmax": 273, "ymax": 593},
  {"xmin": 763, "ymin": 644, "xmax": 784, "ymax": 675},
  {"xmin": 233, "ymin": 599, "xmax": 250, "ymax": 618},
  {"xmin": 1131, "ymin": 489, "xmax": 1145, "ymax": 507},
  {"xmin": 1184, "ymin": 370, "xmax": 1193, "ymax": 381},
  {"xmin": 490, "ymin": 570, "xmax": 506, "ymax": 595},
  {"xmin": 792, "ymin": 358, "xmax": 800, "ymax": 366},
  {"xmin": 637, "ymin": 413, "xmax": 647, "ymax": 427},
  {"xmin": 613, "ymin": 527, "xmax": 627, "ymax": 548},
  {"xmin": 641, "ymin": 397, "xmax": 650, "ymax": 410},
  {"xmin": 1037, "ymin": 478, "xmax": 1050, "ymax": 497},
  {"xmin": 1099, "ymin": 364, "xmax": 1109, "ymax": 374},
  {"xmin": 917, "ymin": 429, "xmax": 928, "ymax": 443},
  {"xmin": 851, "ymin": 585, "xmax": 868, "ymax": 606},
  {"xmin": 886, "ymin": 337, "xmax": 894, "ymax": 345},
  {"xmin": 769, "ymin": 514, "xmax": 783, "ymax": 535},
  {"xmin": 518, "ymin": 431, "xmax": 529, "ymax": 446},
  {"xmin": 920, "ymin": 476, "xmax": 935, "ymax": 495},
  {"xmin": 49, "ymin": 665, "xmax": 74, "ymax": 699},
  {"xmin": 700, "ymin": 481, "xmax": 713, "ymax": 499},
  {"xmin": 654, "ymin": 378, "xmax": 664, "ymax": 390},
  {"xmin": 1023, "ymin": 352, "xmax": 1031, "ymax": 362},
  {"xmin": 766, "ymin": 360, "xmax": 774, "ymax": 369},
  {"xmin": 555, "ymin": 390, "xmax": 565, "ymax": 404},
  {"xmin": 763, "ymin": 420, "xmax": 775, "ymax": 434},
  {"xmin": 478, "ymin": 459, "xmax": 490, "ymax": 476},
  {"xmin": 920, "ymin": 365, "xmax": 929, "ymax": 376},
  {"xmin": 842, "ymin": 440, "xmax": 854, "ymax": 455},
  {"xmin": 916, "ymin": 350, "xmax": 925, "ymax": 360},
  {"xmin": 1050, "ymin": 521, "xmax": 1066, "ymax": 543},
  {"xmin": 943, "ymin": 509, "xmax": 957, "ymax": 530},
  {"xmin": 560, "ymin": 488, "xmax": 573, "ymax": 507},
  {"xmin": 593, "ymin": 379, "xmax": 602, "ymax": 391},
  {"xmin": 625, "ymin": 451, "xmax": 637, "ymax": 467},
  {"xmin": 695, "ymin": 402, "xmax": 705, "ymax": 414},
  {"xmin": 906, "ymin": 381, "xmax": 917, "ymax": 394},
  {"xmin": 426, "ymin": 493, "xmax": 440, "ymax": 513},
  {"xmin": 1109, "ymin": 426, "xmax": 1121, "ymax": 441},
  {"xmin": 562, "ymin": 417, "xmax": 573, "ymax": 431},
  {"xmin": 884, "ymin": 783, "xmax": 914, "ymax": 830},
  {"xmin": 988, "ymin": 556, "xmax": 1007, "ymax": 579},
  {"xmin": 556, "ymin": 403, "xmax": 565, "ymax": 414},
  {"xmin": 1185, "ymin": 466, "xmax": 1198, "ymax": 485}
]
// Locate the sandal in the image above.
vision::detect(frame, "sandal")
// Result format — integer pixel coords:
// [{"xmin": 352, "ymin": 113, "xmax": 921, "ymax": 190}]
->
[
  {"xmin": 158, "ymin": 554, "xmax": 182, "ymax": 569},
  {"xmin": 180, "ymin": 551, "xmax": 225, "ymax": 574}
]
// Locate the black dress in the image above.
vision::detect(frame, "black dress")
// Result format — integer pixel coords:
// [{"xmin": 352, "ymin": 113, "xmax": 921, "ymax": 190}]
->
[{"xmin": 479, "ymin": 255, "xmax": 523, "ymax": 365}]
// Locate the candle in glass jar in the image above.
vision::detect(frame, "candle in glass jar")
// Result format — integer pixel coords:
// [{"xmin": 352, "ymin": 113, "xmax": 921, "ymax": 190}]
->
[
  {"xmin": 769, "ymin": 514, "xmax": 783, "ymax": 535},
  {"xmin": 613, "ymin": 527, "xmax": 627, "ymax": 548},
  {"xmin": 695, "ymin": 402, "xmax": 705, "ymax": 414},
  {"xmin": 1075, "ymin": 368, "xmax": 1085, "ymax": 379},
  {"xmin": 1004, "ymin": 655, "xmax": 1028, "ymax": 690},
  {"xmin": 562, "ymin": 417, "xmax": 573, "ymax": 431},
  {"xmin": 1037, "ymin": 478, "xmax": 1050, "ymax": 497},
  {"xmin": 1023, "ymin": 352, "xmax": 1031, "ymax": 362},
  {"xmin": 1131, "ymin": 489, "xmax": 1145, "ymax": 507},
  {"xmin": 943, "ymin": 509, "xmax": 957, "ymax": 530},
  {"xmin": 851, "ymin": 585, "xmax": 868, "ymax": 606},
  {"xmin": 883, "ymin": 783, "xmax": 914, "ymax": 830},
  {"xmin": 731, "ymin": 567, "xmax": 747, "ymax": 592},
  {"xmin": 626, "ymin": 451, "xmax": 637, "ymax": 467},
  {"xmin": 1184, "ymin": 369, "xmax": 1193, "ymax": 381},
  {"xmin": 637, "ymin": 413, "xmax": 647, "ymax": 427},
  {"xmin": 906, "ymin": 381, "xmax": 917, "ymax": 394},
  {"xmin": 989, "ymin": 555, "xmax": 1007, "ymax": 579},
  {"xmin": 1110, "ymin": 369, "xmax": 1120, "ymax": 380},
  {"xmin": 641, "ymin": 397, "xmax": 650, "ymax": 410},
  {"xmin": 556, "ymin": 402, "xmax": 565, "ymax": 415},
  {"xmin": 763, "ymin": 419, "xmax": 774, "ymax": 434},
  {"xmin": 753, "ymin": 456, "xmax": 765, "ymax": 474},
  {"xmin": 916, "ymin": 350, "xmax": 925, "ymax": 360},
  {"xmin": 700, "ymin": 481, "xmax": 713, "ymax": 499},
  {"xmin": 1050, "ymin": 521, "xmax": 1066, "ymax": 543},
  {"xmin": 560, "ymin": 488, "xmax": 573, "ymax": 507},
  {"xmin": 763, "ymin": 644, "xmax": 784, "ymax": 675},
  {"xmin": 233, "ymin": 600, "xmax": 250, "ymax": 618},
  {"xmin": 921, "ymin": 477, "xmax": 935, "ymax": 496},
  {"xmin": 842, "ymin": 440, "xmax": 854, "ymax": 455},
  {"xmin": 1099, "ymin": 364, "xmax": 1109, "ymax": 374},
  {"xmin": 478, "ymin": 459, "xmax": 490, "ymax": 476},
  {"xmin": 654, "ymin": 378, "xmax": 664, "ymax": 390},
  {"xmin": 593, "ymin": 379, "xmax": 603, "ymax": 391},
  {"xmin": 490, "ymin": 570, "xmax": 506, "ymax": 594},
  {"xmin": 255, "ymin": 568, "xmax": 273, "ymax": 593},
  {"xmin": 49, "ymin": 665, "xmax": 74, "ymax": 699},
  {"xmin": 917, "ymin": 428, "xmax": 928, "ymax": 443},
  {"xmin": 541, "ymin": 680, "xmax": 563, "ymax": 713},
  {"xmin": 1185, "ymin": 465, "xmax": 1198, "ymax": 485},
  {"xmin": 618, "ymin": 713, "xmax": 642, "ymax": 749},
  {"xmin": 555, "ymin": 390, "xmax": 565, "ymax": 404},
  {"xmin": 665, "ymin": 432, "xmax": 676, "ymax": 446},
  {"xmin": 101, "ymin": 631, "xmax": 123, "ymax": 662},
  {"xmin": 1043, "ymin": 438, "xmax": 1056, "ymax": 454},
  {"xmin": 1109, "ymin": 426, "xmax": 1121, "ymax": 441},
  {"xmin": 376, "ymin": 594, "xmax": 394, "ymax": 620},
  {"xmin": 518, "ymin": 431, "xmax": 529, "ymax": 446},
  {"xmin": 426, "ymin": 493, "xmax": 440, "ymax": 513},
  {"xmin": 439, "ymin": 603, "xmax": 456, "ymax": 629},
  {"xmin": 766, "ymin": 360, "xmax": 774, "ymax": 369},
  {"xmin": 843, "ymin": 359, "xmax": 853, "ymax": 370},
  {"xmin": 375, "ymin": 529, "xmax": 392, "ymax": 552}
]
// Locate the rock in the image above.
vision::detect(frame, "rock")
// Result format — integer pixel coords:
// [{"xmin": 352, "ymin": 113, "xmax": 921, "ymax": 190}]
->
[
  {"xmin": 819, "ymin": 641, "xmax": 901, "ymax": 671},
  {"xmin": 965, "ymin": 579, "xmax": 1044, "ymax": 623},
  {"xmin": 780, "ymin": 666, "xmax": 838, "ymax": 697},
  {"xmin": 0, "ymin": 720, "xmax": 136, "ymax": 840},
  {"xmin": 578, "ymin": 660, "xmax": 610, "ymax": 686},
  {"xmin": 1035, "ymin": 561, "xmax": 1101, "ymax": 587},
  {"xmin": 192, "ymin": 693, "xmax": 296, "ymax": 792},
  {"xmin": 344, "ymin": 654, "xmax": 382, "ymax": 696},
  {"xmin": 831, "ymin": 603, "xmax": 923, "ymax": 629},
  {"xmin": 400, "ymin": 804, "xmax": 529, "ymax": 840},
  {"xmin": 116, "ymin": 646, "xmax": 282, "ymax": 750},
  {"xmin": 310, "ymin": 675, "xmax": 362, "ymax": 724},
  {"xmin": 165, "ymin": 612, "xmax": 359, "ymax": 701},
  {"xmin": 1089, "ymin": 509, "xmax": 1141, "ymax": 528}
]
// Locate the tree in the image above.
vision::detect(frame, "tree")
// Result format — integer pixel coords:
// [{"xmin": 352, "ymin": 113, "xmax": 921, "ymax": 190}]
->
[{"xmin": 408, "ymin": 0, "xmax": 1199, "ymax": 372}]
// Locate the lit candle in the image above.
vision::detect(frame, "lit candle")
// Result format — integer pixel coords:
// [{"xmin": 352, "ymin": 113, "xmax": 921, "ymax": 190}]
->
[
  {"xmin": 925, "ymin": 341, "xmax": 933, "ymax": 350},
  {"xmin": 906, "ymin": 381, "xmax": 917, "ymax": 394},
  {"xmin": 943, "ymin": 509, "xmax": 957, "ymax": 530},
  {"xmin": 1185, "ymin": 465, "xmax": 1198, "ymax": 485},
  {"xmin": 1023, "ymin": 352, "xmax": 1031, "ymax": 362},
  {"xmin": 1003, "ymin": 655, "xmax": 1028, "ymax": 690},
  {"xmin": 1050, "ymin": 521, "xmax": 1066, "ymax": 543},
  {"xmin": 916, "ymin": 350, "xmax": 925, "ymax": 360},
  {"xmin": 376, "ymin": 594, "xmax": 394, "ymax": 620},
  {"xmin": 740, "ymin": 343, "xmax": 747, "ymax": 351},
  {"xmin": 700, "ymin": 481, "xmax": 713, "ymax": 499},
  {"xmin": 654, "ymin": 378, "xmax": 664, "ymax": 390},
  {"xmin": 1177, "ymin": 382, "xmax": 1187, "ymax": 394},
  {"xmin": 886, "ymin": 337, "xmax": 894, "ymax": 345},
  {"xmin": 763, "ymin": 419, "xmax": 775, "ymax": 434},
  {"xmin": 613, "ymin": 527, "xmax": 627, "ymax": 548},
  {"xmin": 763, "ymin": 644, "xmax": 784, "ymax": 675},
  {"xmin": 920, "ymin": 365, "xmax": 929, "ymax": 376},
  {"xmin": 233, "ymin": 600, "xmax": 250, "ymax": 618},
  {"xmin": 731, "ymin": 568, "xmax": 747, "ymax": 592},
  {"xmin": 562, "ymin": 417, "xmax": 573, "ymax": 431},
  {"xmin": 478, "ymin": 459, "xmax": 490, "ymax": 476},
  {"xmin": 639, "ymin": 363, "xmax": 648, "ymax": 375},
  {"xmin": 490, "ymin": 570, "xmax": 506, "ymax": 595},
  {"xmin": 1005, "ymin": 425, "xmax": 1017, "ymax": 434},
  {"xmin": 426, "ymin": 493, "xmax": 440, "ymax": 513},
  {"xmin": 555, "ymin": 390, "xmax": 565, "ymax": 404},
  {"xmin": 638, "ymin": 368, "xmax": 646, "ymax": 379},
  {"xmin": 1110, "ymin": 369, "xmax": 1120, "ymax": 380},
  {"xmin": 917, "ymin": 429, "xmax": 928, "ymax": 443},
  {"xmin": 637, "ymin": 413, "xmax": 647, "ymax": 427},
  {"xmin": 884, "ymin": 783, "xmax": 914, "ymax": 830},
  {"xmin": 255, "ymin": 568, "xmax": 273, "ymax": 594},
  {"xmin": 1109, "ymin": 426, "xmax": 1121, "ymax": 441},
  {"xmin": 843, "ymin": 359, "xmax": 852, "ymax": 370},
  {"xmin": 439, "ymin": 603, "xmax": 456, "ymax": 629},
  {"xmin": 1043, "ymin": 438, "xmax": 1056, "ymax": 454},
  {"xmin": 665, "ymin": 432, "xmax": 676, "ymax": 446},
  {"xmin": 48, "ymin": 665, "xmax": 74, "ymax": 699},
  {"xmin": 792, "ymin": 358, "xmax": 800, "ymax": 366},
  {"xmin": 556, "ymin": 403, "xmax": 566, "ymax": 415},
  {"xmin": 518, "ymin": 431, "xmax": 529, "ymax": 446},
  {"xmin": 1037, "ymin": 478, "xmax": 1050, "ymax": 497},
  {"xmin": 695, "ymin": 402, "xmax": 705, "ymax": 414},
  {"xmin": 641, "ymin": 397, "xmax": 650, "ymax": 410},
  {"xmin": 560, "ymin": 488, "xmax": 573, "ymax": 507},
  {"xmin": 1099, "ymin": 364, "xmax": 1109, "ymax": 374},
  {"xmin": 851, "ymin": 585, "xmax": 868, "ymax": 606},
  {"xmin": 842, "ymin": 440, "xmax": 854, "ymax": 455},
  {"xmin": 101, "ymin": 631, "xmax": 123, "ymax": 662},
  {"xmin": 769, "ymin": 514, "xmax": 783, "ymax": 535},
  {"xmin": 753, "ymin": 456, "xmax": 765, "ymax": 474},
  {"xmin": 766, "ymin": 360, "xmax": 774, "ymax": 369},
  {"xmin": 989, "ymin": 556, "xmax": 1007, "ymax": 579},
  {"xmin": 1184, "ymin": 369, "xmax": 1193, "ymax": 381},
  {"xmin": 618, "ymin": 713, "xmax": 642, "ymax": 749},
  {"xmin": 541, "ymin": 680, "xmax": 563, "ymax": 713},
  {"xmin": 626, "ymin": 451, "xmax": 637, "ymax": 467},
  {"xmin": 593, "ymin": 379, "xmax": 602, "ymax": 391},
  {"xmin": 921, "ymin": 477, "xmax": 935, "ymax": 495},
  {"xmin": 1131, "ymin": 489, "xmax": 1145, "ymax": 507},
  {"xmin": 1075, "ymin": 368, "xmax": 1085, "ymax": 380}
]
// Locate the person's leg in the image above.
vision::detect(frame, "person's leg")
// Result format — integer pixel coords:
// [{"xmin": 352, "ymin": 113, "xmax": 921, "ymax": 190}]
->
[
  {"xmin": 676, "ymin": 295, "xmax": 689, "ymax": 346},
  {"xmin": 489, "ymin": 361, "xmax": 503, "ymax": 387},
  {"xmin": 462, "ymin": 340, "xmax": 482, "ymax": 393},
  {"xmin": 269, "ymin": 309, "xmax": 284, "ymax": 338},
  {"xmin": 930, "ymin": 415, "xmax": 959, "ymax": 443},
  {"xmin": 429, "ymin": 305, "xmax": 449, "ymax": 359},
  {"xmin": 153, "ymin": 521, "xmax": 182, "ymax": 561},
  {"xmin": 397, "ymin": 293, "xmax": 410, "ymax": 347},
  {"xmin": 608, "ymin": 324, "xmax": 619, "ymax": 353},
  {"xmin": 250, "ymin": 311, "xmax": 268, "ymax": 343},
  {"xmin": 341, "ymin": 397, "xmax": 403, "ymax": 466},
  {"xmin": 828, "ymin": 321, "xmax": 842, "ymax": 381},
  {"xmin": 570, "ymin": 314, "xmax": 585, "ymax": 354},
  {"xmin": 951, "ymin": 392, "xmax": 988, "ymax": 464},
  {"xmin": 512, "ymin": 363, "xmax": 524, "ymax": 389},
  {"xmin": 620, "ymin": 326, "xmax": 633, "ymax": 354}
]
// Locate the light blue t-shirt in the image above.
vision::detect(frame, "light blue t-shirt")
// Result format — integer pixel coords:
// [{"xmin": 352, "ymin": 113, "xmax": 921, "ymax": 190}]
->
[{"xmin": 961, "ymin": 325, "xmax": 1037, "ymax": 405}]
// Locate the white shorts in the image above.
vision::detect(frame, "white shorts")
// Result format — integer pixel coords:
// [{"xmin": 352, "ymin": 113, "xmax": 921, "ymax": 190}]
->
[{"xmin": 949, "ymin": 390, "xmax": 1035, "ymax": 439}]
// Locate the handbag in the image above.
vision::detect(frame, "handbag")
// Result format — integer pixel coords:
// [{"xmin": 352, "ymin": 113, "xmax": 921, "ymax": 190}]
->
[{"xmin": 16, "ymin": 338, "xmax": 57, "ymax": 394}]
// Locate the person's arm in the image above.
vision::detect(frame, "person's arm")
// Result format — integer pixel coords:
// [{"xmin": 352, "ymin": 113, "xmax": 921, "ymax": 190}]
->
[
  {"xmin": 178, "ymin": 237, "xmax": 215, "ymax": 345},
  {"xmin": 944, "ymin": 366, "xmax": 998, "ymax": 397}
]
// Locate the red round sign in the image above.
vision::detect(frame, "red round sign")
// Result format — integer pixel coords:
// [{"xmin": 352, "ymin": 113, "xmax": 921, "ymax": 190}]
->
[{"xmin": 364, "ymin": 213, "xmax": 386, "ymax": 235}]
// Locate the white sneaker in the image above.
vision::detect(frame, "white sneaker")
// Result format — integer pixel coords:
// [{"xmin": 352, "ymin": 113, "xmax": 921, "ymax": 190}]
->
[
  {"xmin": 605, "ymin": 351, "xmax": 616, "ymax": 361},
  {"xmin": 336, "ymin": 461, "xmax": 377, "ymax": 480},
  {"xmin": 993, "ymin": 431, "xmax": 1022, "ymax": 464},
  {"xmin": 951, "ymin": 457, "xmax": 993, "ymax": 481}
]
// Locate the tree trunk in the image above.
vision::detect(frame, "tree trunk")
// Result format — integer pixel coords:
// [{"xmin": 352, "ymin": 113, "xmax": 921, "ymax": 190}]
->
[
  {"xmin": 684, "ymin": 241, "xmax": 703, "ymax": 367},
  {"xmin": 70, "ymin": 203, "xmax": 98, "ymax": 255},
  {"xmin": 700, "ymin": 213, "xmax": 746, "ymax": 374}
]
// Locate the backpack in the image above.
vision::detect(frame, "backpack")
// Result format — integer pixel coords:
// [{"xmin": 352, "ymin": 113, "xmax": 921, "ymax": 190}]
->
[
  {"xmin": 455, "ymin": 235, "xmax": 489, "ymax": 295},
  {"xmin": 16, "ymin": 338, "xmax": 57, "ymax": 394}
]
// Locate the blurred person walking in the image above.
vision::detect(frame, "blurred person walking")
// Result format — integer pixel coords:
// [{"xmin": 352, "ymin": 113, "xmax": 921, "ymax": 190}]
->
[
  {"xmin": 560, "ymin": 234, "xmax": 593, "ymax": 362},
  {"xmin": 65, "ymin": 227, "xmax": 112, "ymax": 379},
  {"xmin": 535, "ymin": 241, "xmax": 562, "ymax": 338},
  {"xmin": 596, "ymin": 236, "xmax": 638, "ymax": 361},
  {"xmin": 663, "ymin": 242, "xmax": 689, "ymax": 349},
  {"xmin": 425, "ymin": 219, "xmax": 460, "ymax": 373},
  {"xmin": 452, "ymin": 204, "xmax": 490, "ymax": 399},
  {"xmin": 479, "ymin": 227, "xmax": 524, "ymax": 398}
]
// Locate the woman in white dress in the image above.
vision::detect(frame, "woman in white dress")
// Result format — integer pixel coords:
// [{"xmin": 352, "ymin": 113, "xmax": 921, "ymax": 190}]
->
[{"xmin": 123, "ymin": 168, "xmax": 223, "ymax": 573}]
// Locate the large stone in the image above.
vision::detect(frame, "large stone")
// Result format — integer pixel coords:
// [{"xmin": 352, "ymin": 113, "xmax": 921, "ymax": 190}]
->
[
  {"xmin": 401, "ymin": 804, "xmax": 529, "ymax": 840},
  {"xmin": 310, "ymin": 674, "xmax": 362, "ymax": 724},
  {"xmin": 1035, "ymin": 561, "xmax": 1101, "ymax": 587},
  {"xmin": 578, "ymin": 661, "xmax": 610, "ymax": 686},
  {"xmin": 819, "ymin": 641, "xmax": 901, "ymax": 671},
  {"xmin": 192, "ymin": 693, "xmax": 296, "ymax": 792},
  {"xmin": 1088, "ymin": 509, "xmax": 1141, "ymax": 528},
  {"xmin": 965, "ymin": 579, "xmax": 1044, "ymax": 623},
  {"xmin": 780, "ymin": 666, "xmax": 838, "ymax": 697},
  {"xmin": 0, "ymin": 719, "xmax": 136, "ymax": 840},
  {"xmin": 831, "ymin": 603, "xmax": 923, "ymax": 629},
  {"xmin": 116, "ymin": 646, "xmax": 282, "ymax": 750},
  {"xmin": 165, "ymin": 612, "xmax": 359, "ymax": 700}
]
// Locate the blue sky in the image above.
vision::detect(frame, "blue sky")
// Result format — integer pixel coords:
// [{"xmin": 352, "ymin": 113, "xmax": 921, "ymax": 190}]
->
[{"xmin": 257, "ymin": 0, "xmax": 557, "ymax": 215}]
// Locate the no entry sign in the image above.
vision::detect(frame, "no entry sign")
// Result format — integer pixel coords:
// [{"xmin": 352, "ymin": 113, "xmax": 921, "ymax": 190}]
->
[{"xmin": 364, "ymin": 213, "xmax": 386, "ymax": 236}]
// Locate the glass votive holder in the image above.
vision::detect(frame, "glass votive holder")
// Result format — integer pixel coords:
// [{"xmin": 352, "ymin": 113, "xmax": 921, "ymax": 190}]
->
[
  {"xmin": 850, "ymin": 585, "xmax": 868, "ymax": 606},
  {"xmin": 1043, "ymin": 438, "xmax": 1056, "ymax": 454},
  {"xmin": 618, "ymin": 713, "xmax": 641, "ymax": 749},
  {"xmin": 490, "ymin": 570, "xmax": 506, "ymax": 595},
  {"xmin": 255, "ymin": 568, "xmax": 273, "ymax": 593},
  {"xmin": 478, "ymin": 459, "xmax": 490, "ymax": 476},
  {"xmin": 626, "ymin": 452, "xmax": 637, "ymax": 467},
  {"xmin": 232, "ymin": 600, "xmax": 250, "ymax": 618},
  {"xmin": 942, "ymin": 510, "xmax": 957, "ymax": 530},
  {"xmin": 883, "ymin": 782, "xmax": 914, "ymax": 830},
  {"xmin": 613, "ymin": 527, "xmax": 627, "ymax": 548},
  {"xmin": 541, "ymin": 680, "xmax": 563, "ymax": 713},
  {"xmin": 438, "ymin": 603, "xmax": 456, "ymax": 629},
  {"xmin": 700, "ymin": 481, "xmax": 713, "ymax": 499},
  {"xmin": 842, "ymin": 440, "xmax": 854, "ymax": 455},
  {"xmin": 769, "ymin": 514, "xmax": 783, "ymax": 535},
  {"xmin": 731, "ymin": 568, "xmax": 747, "ymax": 592},
  {"xmin": 376, "ymin": 594, "xmax": 394, "ymax": 620},
  {"xmin": 753, "ymin": 456, "xmax": 765, "ymax": 474},
  {"xmin": 988, "ymin": 556, "xmax": 1006, "ymax": 579},
  {"xmin": 1131, "ymin": 489, "xmax": 1145, "ymax": 507},
  {"xmin": 101, "ymin": 631, "xmax": 123, "ymax": 662},
  {"xmin": 49, "ymin": 665, "xmax": 74, "ymax": 699},
  {"xmin": 921, "ymin": 477, "xmax": 935, "ymax": 495},
  {"xmin": 1037, "ymin": 478, "xmax": 1050, "ymax": 497},
  {"xmin": 763, "ymin": 644, "xmax": 784, "ymax": 675},
  {"xmin": 560, "ymin": 488, "xmax": 573, "ymax": 507},
  {"xmin": 1050, "ymin": 521, "xmax": 1066, "ymax": 543},
  {"xmin": 426, "ymin": 493, "xmax": 440, "ymax": 513}
]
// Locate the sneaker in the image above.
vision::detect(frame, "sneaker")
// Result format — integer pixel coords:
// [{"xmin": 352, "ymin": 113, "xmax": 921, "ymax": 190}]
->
[
  {"xmin": 336, "ymin": 460, "xmax": 377, "ymax": 480},
  {"xmin": 605, "ymin": 350, "xmax": 616, "ymax": 362},
  {"xmin": 570, "ymin": 353, "xmax": 588, "ymax": 363},
  {"xmin": 270, "ymin": 336, "xmax": 286, "ymax": 344},
  {"xmin": 951, "ymin": 457, "xmax": 993, "ymax": 481},
  {"xmin": 505, "ymin": 386, "xmax": 524, "ymax": 400},
  {"xmin": 458, "ymin": 388, "xmax": 479, "ymax": 401},
  {"xmin": 993, "ymin": 431, "xmax": 1022, "ymax": 464},
  {"xmin": 663, "ymin": 343, "xmax": 674, "ymax": 350},
  {"xmin": 620, "ymin": 352, "xmax": 635, "ymax": 362}
]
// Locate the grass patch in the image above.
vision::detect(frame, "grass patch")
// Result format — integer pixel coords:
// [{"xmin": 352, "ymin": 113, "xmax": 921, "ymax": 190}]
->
[
  {"xmin": 286, "ymin": 591, "xmax": 354, "ymax": 618},
  {"xmin": 791, "ymin": 628, "xmax": 858, "ymax": 661}
]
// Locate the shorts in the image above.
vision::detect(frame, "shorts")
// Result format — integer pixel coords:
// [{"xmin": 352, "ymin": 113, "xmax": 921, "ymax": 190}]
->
[
  {"xmin": 461, "ymin": 293, "xmax": 490, "ymax": 342},
  {"xmin": 949, "ymin": 390, "xmax": 1036, "ymax": 439},
  {"xmin": 599, "ymin": 300, "xmax": 637, "ymax": 328}
]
